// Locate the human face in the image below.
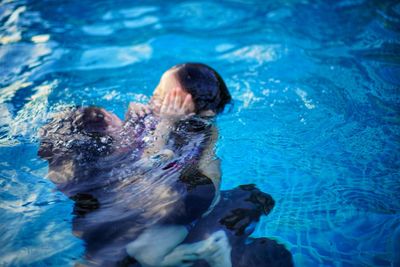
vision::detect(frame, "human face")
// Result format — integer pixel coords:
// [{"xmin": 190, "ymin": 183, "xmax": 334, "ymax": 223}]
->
[
  {"xmin": 151, "ymin": 69, "xmax": 194, "ymax": 109},
  {"xmin": 151, "ymin": 68, "xmax": 216, "ymax": 117}
]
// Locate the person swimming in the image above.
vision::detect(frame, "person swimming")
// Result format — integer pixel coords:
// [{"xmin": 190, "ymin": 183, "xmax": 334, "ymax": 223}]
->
[
  {"xmin": 38, "ymin": 63, "xmax": 233, "ymax": 266},
  {"xmin": 123, "ymin": 63, "xmax": 233, "ymax": 267},
  {"xmin": 38, "ymin": 63, "xmax": 293, "ymax": 267}
]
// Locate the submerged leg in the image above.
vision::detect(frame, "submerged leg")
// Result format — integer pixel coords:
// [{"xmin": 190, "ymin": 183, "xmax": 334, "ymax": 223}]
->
[
  {"xmin": 126, "ymin": 225, "xmax": 189, "ymax": 267},
  {"xmin": 199, "ymin": 230, "xmax": 232, "ymax": 267},
  {"xmin": 126, "ymin": 226, "xmax": 232, "ymax": 267},
  {"xmin": 162, "ymin": 230, "xmax": 232, "ymax": 267}
]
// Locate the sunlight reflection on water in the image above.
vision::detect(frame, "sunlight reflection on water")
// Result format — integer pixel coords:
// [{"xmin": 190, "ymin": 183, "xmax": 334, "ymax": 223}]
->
[{"xmin": 0, "ymin": 0, "xmax": 399, "ymax": 266}]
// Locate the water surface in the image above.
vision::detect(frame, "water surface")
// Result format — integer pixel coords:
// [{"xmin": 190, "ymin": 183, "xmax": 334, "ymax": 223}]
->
[{"xmin": 1, "ymin": 0, "xmax": 399, "ymax": 266}]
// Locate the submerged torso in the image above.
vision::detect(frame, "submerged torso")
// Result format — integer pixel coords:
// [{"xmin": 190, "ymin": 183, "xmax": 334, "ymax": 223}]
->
[{"xmin": 38, "ymin": 107, "xmax": 217, "ymax": 262}]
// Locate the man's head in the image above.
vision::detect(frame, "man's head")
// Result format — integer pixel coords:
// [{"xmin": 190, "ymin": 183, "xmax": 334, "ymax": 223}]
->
[{"xmin": 152, "ymin": 63, "xmax": 231, "ymax": 116}]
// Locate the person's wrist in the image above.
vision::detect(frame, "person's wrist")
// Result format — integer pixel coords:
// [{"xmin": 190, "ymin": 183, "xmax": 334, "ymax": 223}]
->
[{"xmin": 159, "ymin": 113, "xmax": 181, "ymax": 124}]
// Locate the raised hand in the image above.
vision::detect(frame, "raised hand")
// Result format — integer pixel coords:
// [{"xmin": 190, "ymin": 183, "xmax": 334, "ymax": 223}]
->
[
  {"xmin": 127, "ymin": 102, "xmax": 151, "ymax": 120},
  {"xmin": 159, "ymin": 87, "xmax": 195, "ymax": 121},
  {"xmin": 141, "ymin": 87, "xmax": 196, "ymax": 157}
]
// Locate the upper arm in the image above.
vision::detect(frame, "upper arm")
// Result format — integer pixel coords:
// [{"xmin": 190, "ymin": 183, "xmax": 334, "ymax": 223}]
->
[{"xmin": 198, "ymin": 126, "xmax": 221, "ymax": 190}]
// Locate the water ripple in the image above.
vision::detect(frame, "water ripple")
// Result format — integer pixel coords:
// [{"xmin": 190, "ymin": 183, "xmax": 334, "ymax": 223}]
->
[
  {"xmin": 78, "ymin": 43, "xmax": 152, "ymax": 70},
  {"xmin": 0, "ymin": 0, "xmax": 399, "ymax": 266},
  {"xmin": 168, "ymin": 1, "xmax": 248, "ymax": 31},
  {"xmin": 220, "ymin": 44, "xmax": 285, "ymax": 65}
]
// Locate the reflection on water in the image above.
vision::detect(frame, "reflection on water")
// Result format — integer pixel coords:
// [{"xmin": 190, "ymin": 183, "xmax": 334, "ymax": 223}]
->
[{"xmin": 0, "ymin": 0, "xmax": 399, "ymax": 266}]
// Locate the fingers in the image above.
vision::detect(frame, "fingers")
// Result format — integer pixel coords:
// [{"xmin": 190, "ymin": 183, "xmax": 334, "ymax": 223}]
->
[
  {"xmin": 173, "ymin": 88, "xmax": 182, "ymax": 111},
  {"xmin": 140, "ymin": 105, "xmax": 151, "ymax": 117},
  {"xmin": 160, "ymin": 92, "xmax": 171, "ymax": 114},
  {"xmin": 168, "ymin": 88, "xmax": 177, "ymax": 113},
  {"xmin": 128, "ymin": 103, "xmax": 151, "ymax": 118},
  {"xmin": 163, "ymin": 88, "xmax": 182, "ymax": 114},
  {"xmin": 151, "ymin": 99, "xmax": 162, "ymax": 114},
  {"xmin": 159, "ymin": 87, "xmax": 195, "ymax": 119},
  {"xmin": 128, "ymin": 103, "xmax": 138, "ymax": 119},
  {"xmin": 181, "ymin": 94, "xmax": 195, "ymax": 113},
  {"xmin": 138, "ymin": 106, "xmax": 145, "ymax": 117},
  {"xmin": 128, "ymin": 102, "xmax": 136, "ymax": 111}
]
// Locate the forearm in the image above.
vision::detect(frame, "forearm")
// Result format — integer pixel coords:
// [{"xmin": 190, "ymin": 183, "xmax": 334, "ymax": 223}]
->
[
  {"xmin": 198, "ymin": 127, "xmax": 221, "ymax": 188},
  {"xmin": 140, "ymin": 87, "xmax": 194, "ymax": 158},
  {"xmin": 142, "ymin": 118, "xmax": 176, "ymax": 158}
]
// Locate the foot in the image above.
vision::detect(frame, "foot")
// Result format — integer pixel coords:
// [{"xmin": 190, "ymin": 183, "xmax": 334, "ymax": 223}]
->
[
  {"xmin": 160, "ymin": 230, "xmax": 232, "ymax": 267},
  {"xmin": 199, "ymin": 231, "xmax": 232, "ymax": 267}
]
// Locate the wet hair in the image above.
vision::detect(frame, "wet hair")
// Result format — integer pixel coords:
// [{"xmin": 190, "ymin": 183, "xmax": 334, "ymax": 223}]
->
[
  {"xmin": 38, "ymin": 107, "xmax": 115, "ymax": 162},
  {"xmin": 173, "ymin": 63, "xmax": 231, "ymax": 114}
]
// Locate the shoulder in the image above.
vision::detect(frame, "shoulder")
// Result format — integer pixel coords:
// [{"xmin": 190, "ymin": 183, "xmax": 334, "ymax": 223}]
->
[
  {"xmin": 38, "ymin": 106, "xmax": 119, "ymax": 162},
  {"xmin": 175, "ymin": 116, "xmax": 213, "ymax": 133}
]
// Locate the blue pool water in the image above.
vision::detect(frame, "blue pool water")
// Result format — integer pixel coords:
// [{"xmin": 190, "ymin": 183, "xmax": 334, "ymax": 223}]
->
[{"xmin": 1, "ymin": 0, "xmax": 399, "ymax": 266}]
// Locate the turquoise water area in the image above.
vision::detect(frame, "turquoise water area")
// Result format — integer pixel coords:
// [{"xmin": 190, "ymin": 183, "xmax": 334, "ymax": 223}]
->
[{"xmin": 1, "ymin": 0, "xmax": 399, "ymax": 266}]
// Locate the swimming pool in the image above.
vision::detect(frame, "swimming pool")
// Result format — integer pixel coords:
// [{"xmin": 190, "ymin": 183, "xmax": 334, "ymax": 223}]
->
[{"xmin": 0, "ymin": 0, "xmax": 399, "ymax": 266}]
